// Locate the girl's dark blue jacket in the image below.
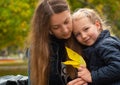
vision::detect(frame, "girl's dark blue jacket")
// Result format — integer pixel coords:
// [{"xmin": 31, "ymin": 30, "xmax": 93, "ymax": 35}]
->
[{"xmin": 83, "ymin": 30, "xmax": 120, "ymax": 85}]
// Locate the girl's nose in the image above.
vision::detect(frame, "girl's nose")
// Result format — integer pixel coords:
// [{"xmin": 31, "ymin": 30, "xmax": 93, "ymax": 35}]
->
[{"xmin": 81, "ymin": 33, "xmax": 87, "ymax": 39}]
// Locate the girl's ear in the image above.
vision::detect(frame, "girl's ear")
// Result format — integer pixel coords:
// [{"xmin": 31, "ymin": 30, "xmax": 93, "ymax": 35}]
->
[{"xmin": 95, "ymin": 20, "xmax": 101, "ymax": 30}]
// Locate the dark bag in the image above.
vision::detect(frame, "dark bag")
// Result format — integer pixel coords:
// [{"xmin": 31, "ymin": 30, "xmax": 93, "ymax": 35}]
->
[{"xmin": 0, "ymin": 75, "xmax": 28, "ymax": 85}]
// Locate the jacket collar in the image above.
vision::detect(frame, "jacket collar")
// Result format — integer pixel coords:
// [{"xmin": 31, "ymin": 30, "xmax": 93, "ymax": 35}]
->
[
  {"xmin": 49, "ymin": 35, "xmax": 66, "ymax": 45},
  {"xmin": 93, "ymin": 30, "xmax": 110, "ymax": 46}
]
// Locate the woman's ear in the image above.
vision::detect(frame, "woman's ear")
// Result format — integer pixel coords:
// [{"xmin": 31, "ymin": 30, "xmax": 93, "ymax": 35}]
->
[{"xmin": 49, "ymin": 30, "xmax": 53, "ymax": 35}]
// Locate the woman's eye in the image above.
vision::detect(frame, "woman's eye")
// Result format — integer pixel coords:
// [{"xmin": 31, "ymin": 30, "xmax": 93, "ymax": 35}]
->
[
  {"xmin": 64, "ymin": 20, "xmax": 69, "ymax": 24},
  {"xmin": 64, "ymin": 18, "xmax": 71, "ymax": 24},
  {"xmin": 52, "ymin": 26, "xmax": 59, "ymax": 30}
]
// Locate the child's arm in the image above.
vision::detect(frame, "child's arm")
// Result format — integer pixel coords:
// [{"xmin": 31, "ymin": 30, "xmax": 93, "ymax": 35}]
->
[{"xmin": 89, "ymin": 38, "xmax": 120, "ymax": 84}]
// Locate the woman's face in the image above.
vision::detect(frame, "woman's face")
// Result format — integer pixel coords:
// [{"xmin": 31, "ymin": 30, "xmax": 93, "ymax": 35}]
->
[
  {"xmin": 73, "ymin": 17, "xmax": 101, "ymax": 46},
  {"xmin": 50, "ymin": 10, "xmax": 72, "ymax": 39}
]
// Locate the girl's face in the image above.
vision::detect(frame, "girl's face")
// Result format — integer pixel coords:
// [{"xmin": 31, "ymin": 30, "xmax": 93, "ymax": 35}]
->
[
  {"xmin": 73, "ymin": 17, "xmax": 101, "ymax": 46},
  {"xmin": 50, "ymin": 10, "xmax": 72, "ymax": 39}
]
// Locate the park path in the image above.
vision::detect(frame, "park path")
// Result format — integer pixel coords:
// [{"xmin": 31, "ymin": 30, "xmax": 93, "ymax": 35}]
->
[{"xmin": 0, "ymin": 65, "xmax": 27, "ymax": 70}]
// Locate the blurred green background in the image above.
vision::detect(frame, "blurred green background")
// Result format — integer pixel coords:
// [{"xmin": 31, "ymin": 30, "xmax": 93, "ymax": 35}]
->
[{"xmin": 0, "ymin": 0, "xmax": 120, "ymax": 76}]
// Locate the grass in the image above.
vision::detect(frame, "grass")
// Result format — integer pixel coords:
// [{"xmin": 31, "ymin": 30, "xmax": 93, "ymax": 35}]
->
[{"xmin": 0, "ymin": 59, "xmax": 28, "ymax": 76}]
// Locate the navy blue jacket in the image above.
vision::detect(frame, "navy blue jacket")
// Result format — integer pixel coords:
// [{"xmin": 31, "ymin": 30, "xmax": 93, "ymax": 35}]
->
[{"xmin": 83, "ymin": 30, "xmax": 120, "ymax": 85}]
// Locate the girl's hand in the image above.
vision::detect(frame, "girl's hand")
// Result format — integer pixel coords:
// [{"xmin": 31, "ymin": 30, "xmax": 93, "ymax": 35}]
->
[
  {"xmin": 78, "ymin": 66, "xmax": 92, "ymax": 83},
  {"xmin": 67, "ymin": 78, "xmax": 87, "ymax": 85}
]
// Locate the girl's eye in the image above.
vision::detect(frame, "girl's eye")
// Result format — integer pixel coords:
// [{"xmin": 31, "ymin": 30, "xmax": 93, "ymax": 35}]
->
[{"xmin": 84, "ymin": 27, "xmax": 89, "ymax": 31}]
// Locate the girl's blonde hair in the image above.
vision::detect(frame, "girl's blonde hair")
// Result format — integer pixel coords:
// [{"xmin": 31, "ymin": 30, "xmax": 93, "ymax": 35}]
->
[{"xmin": 72, "ymin": 8, "xmax": 109, "ymax": 30}]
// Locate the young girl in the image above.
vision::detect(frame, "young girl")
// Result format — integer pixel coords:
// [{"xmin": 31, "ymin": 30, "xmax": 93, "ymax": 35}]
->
[
  {"xmin": 28, "ymin": 0, "xmax": 86, "ymax": 85},
  {"xmin": 70, "ymin": 8, "xmax": 120, "ymax": 85}
]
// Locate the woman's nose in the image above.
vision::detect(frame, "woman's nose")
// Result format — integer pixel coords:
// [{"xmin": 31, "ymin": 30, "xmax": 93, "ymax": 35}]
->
[{"xmin": 62, "ymin": 25, "xmax": 69, "ymax": 33}]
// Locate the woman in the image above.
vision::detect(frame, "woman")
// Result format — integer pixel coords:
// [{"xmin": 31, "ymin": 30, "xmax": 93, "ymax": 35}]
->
[{"xmin": 28, "ymin": 0, "xmax": 84, "ymax": 85}]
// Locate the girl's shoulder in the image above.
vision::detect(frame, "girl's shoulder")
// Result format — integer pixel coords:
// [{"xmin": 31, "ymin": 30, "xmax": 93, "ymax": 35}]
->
[
  {"xmin": 96, "ymin": 36, "xmax": 120, "ymax": 51},
  {"xmin": 101, "ymin": 36, "xmax": 120, "ymax": 45}
]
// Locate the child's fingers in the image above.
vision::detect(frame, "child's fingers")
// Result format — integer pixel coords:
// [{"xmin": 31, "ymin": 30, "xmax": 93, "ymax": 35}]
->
[
  {"xmin": 80, "ymin": 65, "xmax": 86, "ymax": 68},
  {"xmin": 78, "ymin": 65, "xmax": 86, "ymax": 71}
]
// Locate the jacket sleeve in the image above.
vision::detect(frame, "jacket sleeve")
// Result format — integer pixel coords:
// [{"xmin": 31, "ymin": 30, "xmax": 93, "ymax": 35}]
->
[{"xmin": 91, "ymin": 38, "xmax": 120, "ymax": 84}]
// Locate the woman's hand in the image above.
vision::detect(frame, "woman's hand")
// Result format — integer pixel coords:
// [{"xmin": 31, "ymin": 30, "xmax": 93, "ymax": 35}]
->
[{"xmin": 67, "ymin": 77, "xmax": 87, "ymax": 85}]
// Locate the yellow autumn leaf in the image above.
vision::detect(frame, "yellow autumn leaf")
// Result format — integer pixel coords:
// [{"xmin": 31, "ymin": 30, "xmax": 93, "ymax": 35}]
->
[{"xmin": 63, "ymin": 47, "xmax": 86, "ymax": 68}]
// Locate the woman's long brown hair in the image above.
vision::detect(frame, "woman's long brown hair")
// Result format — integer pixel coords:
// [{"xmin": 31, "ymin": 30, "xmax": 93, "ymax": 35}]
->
[{"xmin": 29, "ymin": 0, "xmax": 70, "ymax": 85}]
